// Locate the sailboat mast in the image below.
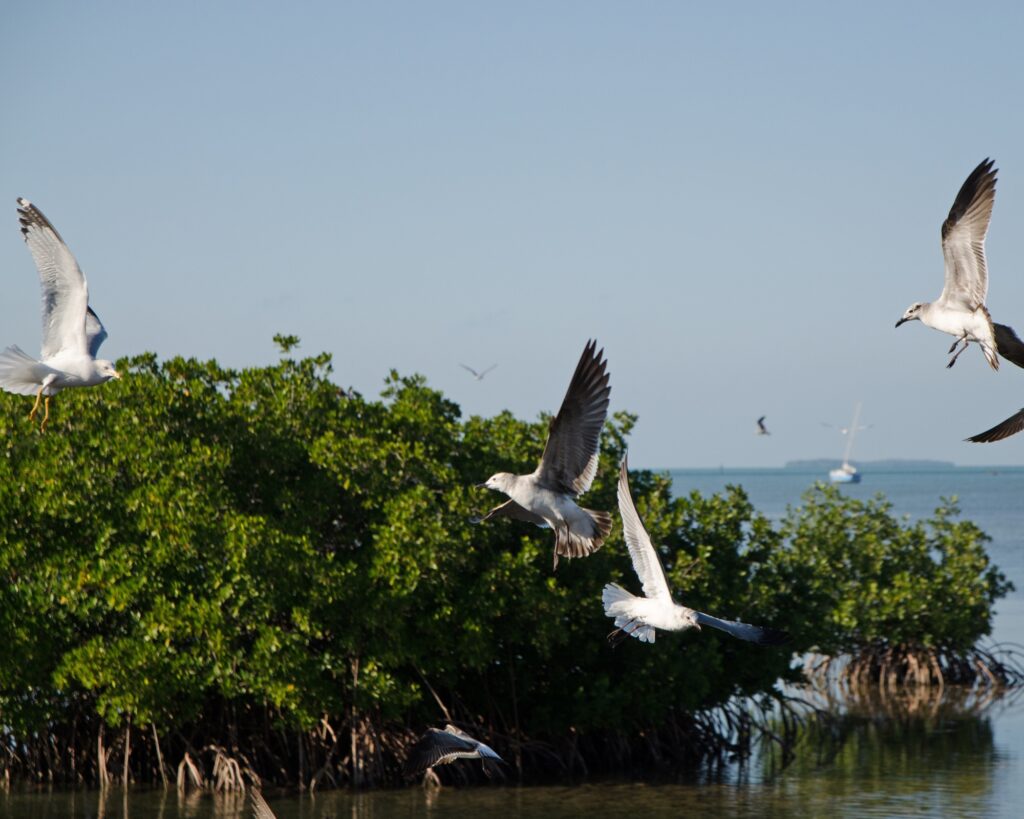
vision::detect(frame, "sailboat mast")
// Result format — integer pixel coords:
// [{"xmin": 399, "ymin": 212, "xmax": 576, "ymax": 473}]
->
[{"xmin": 843, "ymin": 401, "xmax": 862, "ymax": 466}]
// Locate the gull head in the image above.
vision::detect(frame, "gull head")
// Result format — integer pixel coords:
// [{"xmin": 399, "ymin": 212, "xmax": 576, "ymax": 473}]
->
[
  {"xmin": 478, "ymin": 472, "xmax": 515, "ymax": 494},
  {"xmin": 674, "ymin": 607, "xmax": 700, "ymax": 632},
  {"xmin": 94, "ymin": 359, "xmax": 121, "ymax": 382},
  {"xmin": 895, "ymin": 302, "xmax": 924, "ymax": 328}
]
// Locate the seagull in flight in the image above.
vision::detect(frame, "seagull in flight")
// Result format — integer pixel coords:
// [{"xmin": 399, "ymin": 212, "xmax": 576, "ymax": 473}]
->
[
  {"xmin": 756, "ymin": 416, "xmax": 770, "ymax": 436},
  {"xmin": 0, "ymin": 198, "xmax": 120, "ymax": 429},
  {"xmin": 404, "ymin": 725, "xmax": 504, "ymax": 777},
  {"xmin": 460, "ymin": 362, "xmax": 498, "ymax": 381},
  {"xmin": 895, "ymin": 159, "xmax": 1013, "ymax": 370},
  {"xmin": 603, "ymin": 457, "xmax": 788, "ymax": 647},
  {"xmin": 474, "ymin": 339, "xmax": 612, "ymax": 569}
]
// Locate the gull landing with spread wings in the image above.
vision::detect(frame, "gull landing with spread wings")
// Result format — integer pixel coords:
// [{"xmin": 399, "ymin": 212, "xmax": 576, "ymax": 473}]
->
[
  {"xmin": 895, "ymin": 159, "xmax": 1024, "ymax": 371},
  {"xmin": 474, "ymin": 339, "xmax": 612, "ymax": 569},
  {"xmin": 0, "ymin": 198, "xmax": 120, "ymax": 429},
  {"xmin": 603, "ymin": 457, "xmax": 787, "ymax": 647}
]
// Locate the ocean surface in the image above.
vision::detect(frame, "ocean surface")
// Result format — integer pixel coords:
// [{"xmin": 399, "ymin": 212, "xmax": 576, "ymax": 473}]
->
[{"xmin": 3, "ymin": 467, "xmax": 1023, "ymax": 818}]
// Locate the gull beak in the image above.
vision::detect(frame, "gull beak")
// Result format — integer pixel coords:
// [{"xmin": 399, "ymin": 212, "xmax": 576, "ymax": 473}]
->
[
  {"xmin": 112, "ymin": 370, "xmax": 122, "ymax": 380},
  {"xmin": 476, "ymin": 482, "xmax": 489, "ymax": 489},
  {"xmin": 895, "ymin": 318, "xmax": 908, "ymax": 328}
]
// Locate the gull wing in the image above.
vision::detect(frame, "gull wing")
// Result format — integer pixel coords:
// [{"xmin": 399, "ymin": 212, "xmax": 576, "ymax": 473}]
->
[
  {"xmin": 617, "ymin": 457, "xmax": 672, "ymax": 603},
  {"xmin": 694, "ymin": 611, "xmax": 789, "ymax": 645},
  {"xmin": 404, "ymin": 727, "xmax": 502, "ymax": 775},
  {"xmin": 85, "ymin": 306, "xmax": 109, "ymax": 357},
  {"xmin": 443, "ymin": 724, "xmax": 502, "ymax": 761},
  {"xmin": 249, "ymin": 790, "xmax": 278, "ymax": 819},
  {"xmin": 966, "ymin": 408, "xmax": 1024, "ymax": 443},
  {"xmin": 536, "ymin": 340, "xmax": 611, "ymax": 495},
  {"xmin": 17, "ymin": 198, "xmax": 91, "ymax": 360},
  {"xmin": 995, "ymin": 323, "xmax": 1024, "ymax": 370},
  {"xmin": 938, "ymin": 159, "xmax": 996, "ymax": 310},
  {"xmin": 459, "ymin": 363, "xmax": 480, "ymax": 377},
  {"xmin": 470, "ymin": 498, "xmax": 549, "ymax": 527}
]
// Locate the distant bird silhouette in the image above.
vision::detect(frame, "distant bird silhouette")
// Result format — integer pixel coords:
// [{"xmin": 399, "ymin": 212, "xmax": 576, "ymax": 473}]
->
[
  {"xmin": 460, "ymin": 363, "xmax": 498, "ymax": 381},
  {"xmin": 896, "ymin": 159, "xmax": 1024, "ymax": 371},
  {"xmin": 405, "ymin": 725, "xmax": 504, "ymax": 777},
  {"xmin": 0, "ymin": 198, "xmax": 121, "ymax": 430},
  {"xmin": 603, "ymin": 457, "xmax": 788, "ymax": 647},
  {"xmin": 756, "ymin": 416, "xmax": 770, "ymax": 435},
  {"xmin": 474, "ymin": 340, "xmax": 612, "ymax": 569}
]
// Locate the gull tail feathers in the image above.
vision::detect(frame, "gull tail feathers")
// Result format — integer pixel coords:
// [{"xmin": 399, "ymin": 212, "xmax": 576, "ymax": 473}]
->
[
  {"xmin": 552, "ymin": 508, "xmax": 612, "ymax": 569},
  {"xmin": 983, "ymin": 343, "xmax": 1000, "ymax": 371},
  {"xmin": 602, "ymin": 583, "xmax": 656, "ymax": 644},
  {"xmin": 0, "ymin": 346, "xmax": 48, "ymax": 396}
]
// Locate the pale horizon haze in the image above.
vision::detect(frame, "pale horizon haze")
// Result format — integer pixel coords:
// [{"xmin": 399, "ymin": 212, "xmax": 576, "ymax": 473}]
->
[{"xmin": 3, "ymin": 2, "xmax": 1024, "ymax": 468}]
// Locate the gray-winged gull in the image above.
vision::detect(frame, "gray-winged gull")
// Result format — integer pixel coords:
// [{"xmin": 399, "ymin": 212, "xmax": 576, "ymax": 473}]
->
[
  {"xmin": 404, "ymin": 725, "xmax": 504, "ymax": 776},
  {"xmin": 756, "ymin": 416, "xmax": 770, "ymax": 435},
  {"xmin": 603, "ymin": 457, "xmax": 787, "ymax": 646},
  {"xmin": 474, "ymin": 339, "xmax": 612, "ymax": 569},
  {"xmin": 895, "ymin": 159, "xmax": 1014, "ymax": 370},
  {"xmin": 0, "ymin": 198, "xmax": 120, "ymax": 429},
  {"xmin": 460, "ymin": 362, "xmax": 498, "ymax": 381}
]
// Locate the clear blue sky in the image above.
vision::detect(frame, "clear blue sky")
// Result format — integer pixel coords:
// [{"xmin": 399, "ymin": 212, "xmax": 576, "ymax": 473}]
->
[{"xmin": 3, "ymin": 1, "xmax": 1024, "ymax": 468}]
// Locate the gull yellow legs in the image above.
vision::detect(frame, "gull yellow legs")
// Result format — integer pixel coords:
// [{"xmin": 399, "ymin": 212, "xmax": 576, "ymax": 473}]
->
[{"xmin": 28, "ymin": 386, "xmax": 52, "ymax": 431}]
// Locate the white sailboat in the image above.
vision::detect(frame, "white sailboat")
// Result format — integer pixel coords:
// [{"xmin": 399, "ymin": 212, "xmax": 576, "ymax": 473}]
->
[{"xmin": 829, "ymin": 402, "xmax": 864, "ymax": 484}]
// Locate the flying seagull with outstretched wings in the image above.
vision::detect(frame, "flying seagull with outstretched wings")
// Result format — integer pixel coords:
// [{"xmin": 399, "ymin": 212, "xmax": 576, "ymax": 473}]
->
[
  {"xmin": 404, "ymin": 725, "xmax": 504, "ymax": 777},
  {"xmin": 0, "ymin": 198, "xmax": 120, "ymax": 430},
  {"xmin": 603, "ymin": 457, "xmax": 788, "ymax": 647},
  {"xmin": 474, "ymin": 340, "xmax": 612, "ymax": 569},
  {"xmin": 895, "ymin": 159, "xmax": 1024, "ymax": 372}
]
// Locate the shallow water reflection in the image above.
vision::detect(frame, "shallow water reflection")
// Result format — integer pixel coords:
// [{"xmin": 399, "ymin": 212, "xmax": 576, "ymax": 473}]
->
[{"xmin": 4, "ymin": 685, "xmax": 1022, "ymax": 819}]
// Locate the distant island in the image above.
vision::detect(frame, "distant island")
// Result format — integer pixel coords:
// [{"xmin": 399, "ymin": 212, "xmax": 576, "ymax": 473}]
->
[{"xmin": 784, "ymin": 458, "xmax": 956, "ymax": 471}]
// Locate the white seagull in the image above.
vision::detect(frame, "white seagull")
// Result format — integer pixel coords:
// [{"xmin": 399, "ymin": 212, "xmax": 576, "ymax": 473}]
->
[
  {"xmin": 603, "ymin": 457, "xmax": 787, "ymax": 646},
  {"xmin": 756, "ymin": 416, "xmax": 770, "ymax": 436},
  {"xmin": 404, "ymin": 725, "xmax": 504, "ymax": 776},
  {"xmin": 474, "ymin": 339, "xmax": 612, "ymax": 569},
  {"xmin": 896, "ymin": 159, "xmax": 1005, "ymax": 370},
  {"xmin": 460, "ymin": 362, "xmax": 498, "ymax": 381},
  {"xmin": 0, "ymin": 198, "xmax": 120, "ymax": 429}
]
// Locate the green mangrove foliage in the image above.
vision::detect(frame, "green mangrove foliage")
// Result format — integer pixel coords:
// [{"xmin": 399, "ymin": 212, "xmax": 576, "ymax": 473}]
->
[
  {"xmin": 766, "ymin": 487, "xmax": 1016, "ymax": 687},
  {"xmin": 0, "ymin": 343, "xmax": 1011, "ymax": 786}
]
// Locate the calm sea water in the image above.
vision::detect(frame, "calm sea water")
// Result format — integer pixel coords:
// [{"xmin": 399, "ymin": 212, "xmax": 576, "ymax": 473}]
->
[{"xmin": 4, "ymin": 468, "xmax": 1023, "ymax": 818}]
